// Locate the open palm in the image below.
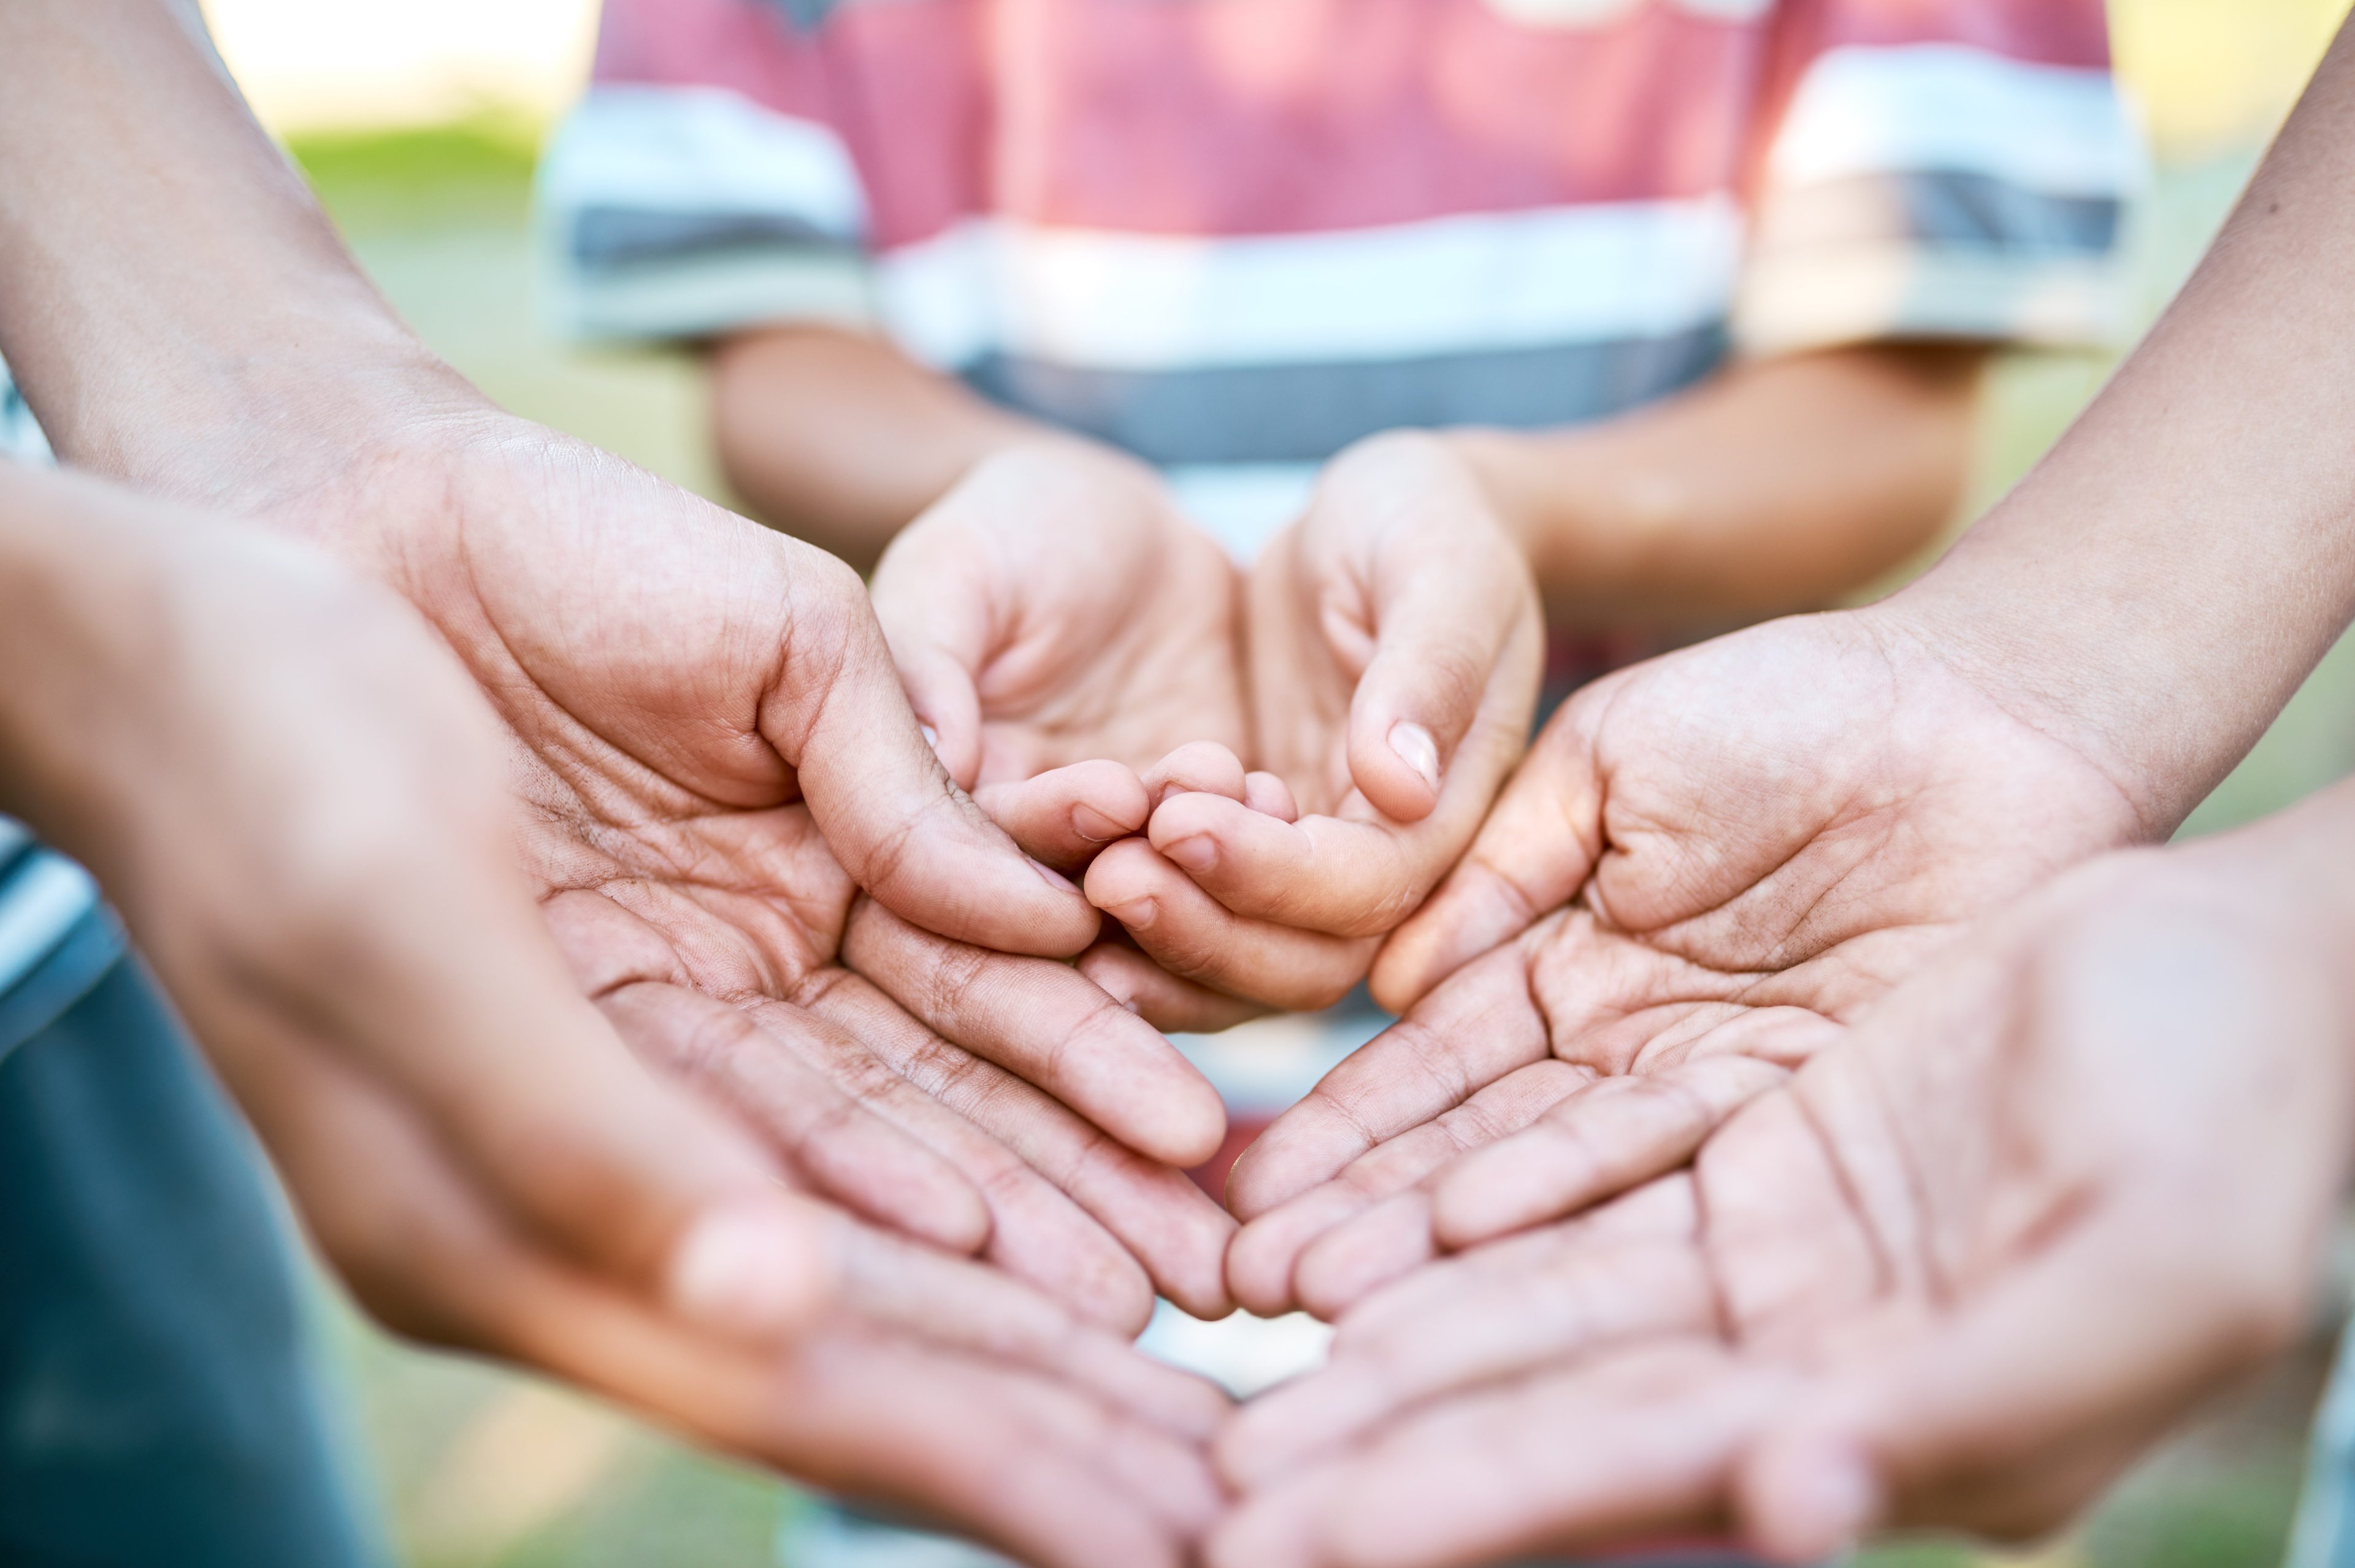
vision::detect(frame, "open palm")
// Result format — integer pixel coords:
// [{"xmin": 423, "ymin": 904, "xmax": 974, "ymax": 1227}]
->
[
  {"xmin": 1225, "ymin": 606, "xmax": 2147, "ymax": 1315},
  {"xmin": 241, "ymin": 411, "xmax": 1235, "ymax": 1323},
  {"xmin": 1211, "ymin": 833, "xmax": 2355, "ymax": 1567}
]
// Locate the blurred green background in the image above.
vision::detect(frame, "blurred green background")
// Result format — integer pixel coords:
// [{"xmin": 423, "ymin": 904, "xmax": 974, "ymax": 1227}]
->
[{"xmin": 251, "ymin": 2, "xmax": 2355, "ymax": 1565}]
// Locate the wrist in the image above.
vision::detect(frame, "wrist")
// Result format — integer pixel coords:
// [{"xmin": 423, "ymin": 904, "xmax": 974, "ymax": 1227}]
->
[{"xmin": 1442, "ymin": 426, "xmax": 1674, "ymax": 623}]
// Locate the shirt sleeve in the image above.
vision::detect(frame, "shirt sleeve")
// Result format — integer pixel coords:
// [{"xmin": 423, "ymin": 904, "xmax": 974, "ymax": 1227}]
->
[
  {"xmin": 536, "ymin": 0, "xmax": 878, "ymax": 342},
  {"xmin": 1731, "ymin": 0, "xmax": 2143, "ymax": 358}
]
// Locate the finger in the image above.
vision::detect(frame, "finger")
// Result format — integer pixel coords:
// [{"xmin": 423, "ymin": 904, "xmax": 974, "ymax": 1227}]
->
[
  {"xmin": 1431, "ymin": 1055, "xmax": 1792, "ymax": 1249},
  {"xmin": 1086, "ymin": 836, "xmax": 1377, "ymax": 1012},
  {"xmin": 765, "ymin": 542, "xmax": 1098, "ymax": 958},
  {"xmin": 1147, "ymin": 793, "xmax": 1433, "ymax": 938},
  {"xmin": 1142, "ymin": 740, "xmax": 1250, "ymax": 806},
  {"xmin": 1737, "ymin": 1195, "xmax": 2315, "ymax": 1563},
  {"xmin": 252, "ymin": 1036, "xmax": 1204, "ymax": 1568},
  {"xmin": 1223, "ymin": 1197, "xmax": 1718, "ymax": 1485},
  {"xmin": 844, "ymin": 897, "xmax": 1226, "ymax": 1169},
  {"xmin": 1211, "ymin": 1340, "xmax": 1787, "ymax": 1568},
  {"xmin": 1342, "ymin": 525, "xmax": 1540, "ymax": 825},
  {"xmin": 976, "ymin": 760, "xmax": 1152, "ymax": 870},
  {"xmin": 735, "ymin": 991, "xmax": 1160, "ymax": 1329},
  {"xmin": 830, "ymin": 1220, "xmax": 1232, "ymax": 1441},
  {"xmin": 869, "ymin": 508, "xmax": 997, "ymax": 788},
  {"xmin": 772, "ymin": 1326, "xmax": 1222, "ymax": 1568},
  {"xmin": 1335, "ymin": 1171, "xmax": 1705, "ymax": 1348},
  {"xmin": 886, "ymin": 621, "xmax": 988, "ymax": 790},
  {"xmin": 1246, "ymin": 770, "xmax": 1301, "ymax": 821},
  {"xmin": 1078, "ymin": 941, "xmax": 1273, "ymax": 1033},
  {"xmin": 790, "ymin": 980, "xmax": 1236, "ymax": 1321},
  {"xmin": 1368, "ymin": 697, "xmax": 1610, "ymax": 1011},
  {"xmin": 602, "ymin": 980, "xmax": 992, "ymax": 1253},
  {"xmin": 315, "ymin": 904, "xmax": 840, "ymax": 1344},
  {"xmin": 1224, "ymin": 943, "xmax": 1551, "ymax": 1220},
  {"xmin": 1228, "ymin": 1058, "xmax": 1591, "ymax": 1317}
]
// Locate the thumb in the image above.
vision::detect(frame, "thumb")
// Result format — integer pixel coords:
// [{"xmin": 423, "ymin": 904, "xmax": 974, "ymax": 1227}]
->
[
  {"xmin": 759, "ymin": 541, "xmax": 1097, "ymax": 957},
  {"xmin": 1338, "ymin": 464, "xmax": 1541, "ymax": 825},
  {"xmin": 1736, "ymin": 1205, "xmax": 2303, "ymax": 1563},
  {"xmin": 1370, "ymin": 695, "xmax": 1606, "ymax": 1010},
  {"xmin": 870, "ymin": 524, "xmax": 993, "ymax": 791}
]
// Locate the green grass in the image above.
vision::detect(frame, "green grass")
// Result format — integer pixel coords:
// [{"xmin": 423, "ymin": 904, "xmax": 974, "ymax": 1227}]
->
[{"xmin": 288, "ymin": 112, "xmax": 543, "ymax": 235}]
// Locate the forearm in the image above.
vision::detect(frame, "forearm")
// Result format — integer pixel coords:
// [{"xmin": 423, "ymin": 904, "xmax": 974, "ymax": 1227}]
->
[
  {"xmin": 0, "ymin": 0, "xmax": 478, "ymax": 516},
  {"xmin": 711, "ymin": 324, "xmax": 1062, "ymax": 573},
  {"xmin": 1886, "ymin": 17, "xmax": 2355, "ymax": 835},
  {"xmin": 1448, "ymin": 346, "xmax": 1980, "ymax": 630}
]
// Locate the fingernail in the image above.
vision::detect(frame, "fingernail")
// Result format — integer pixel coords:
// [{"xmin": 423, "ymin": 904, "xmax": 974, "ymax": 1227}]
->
[
  {"xmin": 918, "ymin": 721, "xmax": 944, "ymax": 759},
  {"xmin": 1388, "ymin": 721, "xmax": 1441, "ymax": 795},
  {"xmin": 1028, "ymin": 856, "xmax": 1079, "ymax": 892},
  {"xmin": 668, "ymin": 1202, "xmax": 833, "ymax": 1342},
  {"xmin": 1105, "ymin": 897, "xmax": 1159, "ymax": 933},
  {"xmin": 1072, "ymin": 804, "xmax": 1128, "ymax": 844},
  {"xmin": 1163, "ymin": 835, "xmax": 1219, "ymax": 875}
]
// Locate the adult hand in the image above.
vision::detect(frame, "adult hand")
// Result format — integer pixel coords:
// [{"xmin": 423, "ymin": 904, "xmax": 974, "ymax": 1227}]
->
[
  {"xmin": 1223, "ymin": 608, "xmax": 2144, "ymax": 1315},
  {"xmin": 0, "ymin": 460, "xmax": 838, "ymax": 1361},
  {"xmin": 205, "ymin": 405, "xmax": 1235, "ymax": 1323},
  {"xmin": 553, "ymin": 1207, "xmax": 1233, "ymax": 1568},
  {"xmin": 1085, "ymin": 432, "xmax": 1544, "ymax": 1028},
  {"xmin": 0, "ymin": 462, "xmax": 1233, "ymax": 1568},
  {"xmin": 1211, "ymin": 809, "xmax": 2355, "ymax": 1567}
]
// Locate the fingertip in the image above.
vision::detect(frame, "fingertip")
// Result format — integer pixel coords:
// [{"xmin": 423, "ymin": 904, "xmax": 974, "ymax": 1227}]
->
[
  {"xmin": 1114, "ymin": 1056, "xmax": 1230, "ymax": 1171},
  {"xmin": 1084, "ymin": 836, "xmax": 1178, "ymax": 922},
  {"xmin": 1292, "ymin": 1201, "xmax": 1435, "ymax": 1321},
  {"xmin": 1368, "ymin": 874, "xmax": 1515, "ymax": 1011},
  {"xmin": 1349, "ymin": 718, "xmax": 1443, "ymax": 824},
  {"xmin": 1142, "ymin": 740, "xmax": 1250, "ymax": 807},
  {"xmin": 1225, "ymin": 1219, "xmax": 1303, "ymax": 1318},
  {"xmin": 1205, "ymin": 1479, "xmax": 1330, "ymax": 1568},
  {"xmin": 1739, "ymin": 1431, "xmax": 1883, "ymax": 1566},
  {"xmin": 976, "ymin": 761, "xmax": 1150, "ymax": 870},
  {"xmin": 895, "ymin": 649, "xmax": 986, "ymax": 791},
  {"xmin": 665, "ymin": 1194, "xmax": 839, "ymax": 1343},
  {"xmin": 1244, "ymin": 771, "xmax": 1301, "ymax": 822}
]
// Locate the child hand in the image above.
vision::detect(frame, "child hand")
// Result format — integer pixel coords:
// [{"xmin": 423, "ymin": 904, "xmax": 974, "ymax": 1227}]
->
[{"xmin": 1080, "ymin": 432, "xmax": 1545, "ymax": 1029}]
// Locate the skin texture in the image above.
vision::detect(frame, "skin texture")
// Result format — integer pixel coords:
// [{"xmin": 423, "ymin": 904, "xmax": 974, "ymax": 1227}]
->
[
  {"xmin": 1206, "ymin": 22, "xmax": 2355, "ymax": 1564},
  {"xmin": 1223, "ymin": 13, "xmax": 2355, "ymax": 1309},
  {"xmin": 0, "ymin": 0, "xmax": 1243, "ymax": 1326},
  {"xmin": 871, "ymin": 430, "xmax": 1544, "ymax": 1027},
  {"xmin": 1222, "ymin": 608, "xmax": 2144, "ymax": 1316},
  {"xmin": 1208, "ymin": 801, "xmax": 2355, "ymax": 1568},
  {"xmin": 0, "ymin": 462, "xmax": 1230, "ymax": 1568}
]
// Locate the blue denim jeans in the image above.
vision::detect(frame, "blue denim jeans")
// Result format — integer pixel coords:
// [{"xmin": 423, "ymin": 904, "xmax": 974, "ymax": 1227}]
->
[{"xmin": 0, "ymin": 920, "xmax": 383, "ymax": 1568}]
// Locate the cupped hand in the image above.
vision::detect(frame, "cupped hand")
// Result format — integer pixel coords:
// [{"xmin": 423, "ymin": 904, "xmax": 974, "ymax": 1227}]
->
[
  {"xmin": 1223, "ymin": 608, "xmax": 2146, "ymax": 1316},
  {"xmin": 1209, "ymin": 823, "xmax": 2355, "ymax": 1568},
  {"xmin": 0, "ymin": 461, "xmax": 832, "ymax": 1364},
  {"xmin": 867, "ymin": 440, "xmax": 1282, "ymax": 1033},
  {"xmin": 1, "ymin": 461, "xmax": 1231, "ymax": 1566},
  {"xmin": 221, "ymin": 407, "xmax": 1234, "ymax": 1321},
  {"xmin": 870, "ymin": 439, "xmax": 1250, "ymax": 868},
  {"xmin": 1083, "ymin": 432, "xmax": 1545, "ymax": 1028}
]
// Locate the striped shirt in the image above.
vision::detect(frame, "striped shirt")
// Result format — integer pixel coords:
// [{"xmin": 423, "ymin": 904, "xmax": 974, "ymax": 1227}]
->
[{"xmin": 540, "ymin": 0, "xmax": 2139, "ymax": 545}]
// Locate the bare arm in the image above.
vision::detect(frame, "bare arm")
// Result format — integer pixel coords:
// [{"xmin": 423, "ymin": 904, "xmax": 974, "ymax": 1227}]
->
[
  {"xmin": 1449, "ymin": 344, "xmax": 1983, "ymax": 630},
  {"xmin": 713, "ymin": 324, "xmax": 1056, "ymax": 573}
]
